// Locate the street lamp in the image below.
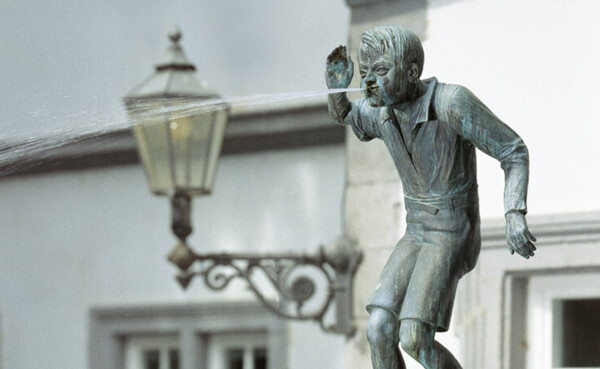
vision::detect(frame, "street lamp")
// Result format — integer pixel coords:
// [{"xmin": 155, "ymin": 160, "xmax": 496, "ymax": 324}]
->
[
  {"xmin": 123, "ymin": 30, "xmax": 227, "ymax": 245},
  {"xmin": 124, "ymin": 31, "xmax": 361, "ymax": 336}
]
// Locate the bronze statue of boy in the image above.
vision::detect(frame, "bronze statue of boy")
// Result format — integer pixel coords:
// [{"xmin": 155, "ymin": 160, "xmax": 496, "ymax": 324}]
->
[{"xmin": 325, "ymin": 26, "xmax": 536, "ymax": 369}]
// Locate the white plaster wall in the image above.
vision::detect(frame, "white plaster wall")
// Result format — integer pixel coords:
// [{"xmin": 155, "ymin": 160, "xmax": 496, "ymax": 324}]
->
[
  {"xmin": 424, "ymin": 0, "xmax": 600, "ymax": 218},
  {"xmin": 0, "ymin": 0, "xmax": 350, "ymax": 140},
  {"xmin": 0, "ymin": 145, "xmax": 346, "ymax": 369},
  {"xmin": 420, "ymin": 3, "xmax": 600, "ymax": 367}
]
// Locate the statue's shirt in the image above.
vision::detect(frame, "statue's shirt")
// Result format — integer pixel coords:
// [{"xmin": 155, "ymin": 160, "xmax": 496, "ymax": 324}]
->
[{"xmin": 347, "ymin": 77, "xmax": 529, "ymax": 214}]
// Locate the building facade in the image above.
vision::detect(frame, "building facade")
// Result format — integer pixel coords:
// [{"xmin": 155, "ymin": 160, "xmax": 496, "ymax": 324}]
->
[
  {"xmin": 2, "ymin": 1, "xmax": 600, "ymax": 369},
  {"xmin": 0, "ymin": 103, "xmax": 349, "ymax": 369}
]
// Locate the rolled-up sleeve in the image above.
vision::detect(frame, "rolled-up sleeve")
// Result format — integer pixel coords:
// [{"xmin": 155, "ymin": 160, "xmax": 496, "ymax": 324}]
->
[
  {"xmin": 447, "ymin": 86, "xmax": 529, "ymax": 214},
  {"xmin": 347, "ymin": 99, "xmax": 382, "ymax": 142}
]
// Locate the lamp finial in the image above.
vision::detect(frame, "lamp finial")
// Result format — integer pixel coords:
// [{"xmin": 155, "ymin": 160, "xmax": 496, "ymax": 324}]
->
[{"xmin": 169, "ymin": 28, "xmax": 182, "ymax": 44}]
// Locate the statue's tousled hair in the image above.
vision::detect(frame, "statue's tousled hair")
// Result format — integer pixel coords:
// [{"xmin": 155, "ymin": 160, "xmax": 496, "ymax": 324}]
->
[{"xmin": 360, "ymin": 26, "xmax": 424, "ymax": 78}]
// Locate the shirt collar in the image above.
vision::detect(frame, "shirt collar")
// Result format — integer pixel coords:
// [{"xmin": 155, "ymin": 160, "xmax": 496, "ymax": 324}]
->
[
  {"xmin": 414, "ymin": 77, "xmax": 437, "ymax": 126},
  {"xmin": 380, "ymin": 77, "xmax": 438, "ymax": 129}
]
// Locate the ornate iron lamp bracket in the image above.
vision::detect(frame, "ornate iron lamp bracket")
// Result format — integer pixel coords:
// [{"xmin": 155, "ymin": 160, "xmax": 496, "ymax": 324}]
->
[{"xmin": 167, "ymin": 193, "xmax": 362, "ymax": 336}]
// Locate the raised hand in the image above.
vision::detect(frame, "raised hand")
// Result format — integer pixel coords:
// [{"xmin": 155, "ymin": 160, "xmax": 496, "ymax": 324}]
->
[
  {"xmin": 325, "ymin": 45, "xmax": 354, "ymax": 89},
  {"xmin": 505, "ymin": 211, "xmax": 537, "ymax": 259}
]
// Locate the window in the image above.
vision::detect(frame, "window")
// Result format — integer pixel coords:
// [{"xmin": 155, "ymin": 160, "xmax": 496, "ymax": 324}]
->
[
  {"xmin": 527, "ymin": 272, "xmax": 600, "ymax": 369},
  {"xmin": 125, "ymin": 336, "xmax": 180, "ymax": 369},
  {"xmin": 89, "ymin": 302, "xmax": 286, "ymax": 369},
  {"xmin": 209, "ymin": 333, "xmax": 268, "ymax": 369},
  {"xmin": 552, "ymin": 298, "xmax": 600, "ymax": 367},
  {"xmin": 123, "ymin": 332, "xmax": 271, "ymax": 369}
]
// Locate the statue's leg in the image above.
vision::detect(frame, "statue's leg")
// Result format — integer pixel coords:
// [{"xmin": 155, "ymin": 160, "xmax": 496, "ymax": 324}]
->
[
  {"xmin": 366, "ymin": 215, "xmax": 423, "ymax": 369},
  {"xmin": 399, "ymin": 319, "xmax": 462, "ymax": 369},
  {"xmin": 366, "ymin": 307, "xmax": 406, "ymax": 369}
]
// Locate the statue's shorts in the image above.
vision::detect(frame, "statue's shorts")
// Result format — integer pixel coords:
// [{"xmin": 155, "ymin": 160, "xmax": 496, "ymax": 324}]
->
[{"xmin": 366, "ymin": 188, "xmax": 481, "ymax": 332}]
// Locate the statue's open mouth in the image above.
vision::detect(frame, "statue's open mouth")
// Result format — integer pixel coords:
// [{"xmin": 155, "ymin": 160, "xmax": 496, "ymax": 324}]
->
[{"xmin": 366, "ymin": 86, "xmax": 378, "ymax": 94}]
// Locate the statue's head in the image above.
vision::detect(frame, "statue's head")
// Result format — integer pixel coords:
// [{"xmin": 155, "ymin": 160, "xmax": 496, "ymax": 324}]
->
[{"xmin": 358, "ymin": 26, "xmax": 424, "ymax": 107}]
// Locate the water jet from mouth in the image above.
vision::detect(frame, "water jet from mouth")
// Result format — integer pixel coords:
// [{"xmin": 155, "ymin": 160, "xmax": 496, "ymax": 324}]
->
[{"xmin": 0, "ymin": 87, "xmax": 364, "ymax": 176}]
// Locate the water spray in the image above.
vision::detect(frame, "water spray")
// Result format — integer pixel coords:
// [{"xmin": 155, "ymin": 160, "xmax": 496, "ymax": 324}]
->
[{"xmin": 0, "ymin": 87, "xmax": 363, "ymax": 176}]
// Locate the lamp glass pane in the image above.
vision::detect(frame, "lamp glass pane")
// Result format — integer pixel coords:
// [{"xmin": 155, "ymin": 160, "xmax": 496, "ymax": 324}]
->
[
  {"xmin": 166, "ymin": 99, "xmax": 220, "ymax": 195},
  {"xmin": 203, "ymin": 108, "xmax": 228, "ymax": 193},
  {"xmin": 165, "ymin": 99, "xmax": 195, "ymax": 191},
  {"xmin": 129, "ymin": 97, "xmax": 227, "ymax": 197},
  {"xmin": 185, "ymin": 109, "xmax": 214, "ymax": 194},
  {"xmin": 130, "ymin": 100, "xmax": 173, "ymax": 196}
]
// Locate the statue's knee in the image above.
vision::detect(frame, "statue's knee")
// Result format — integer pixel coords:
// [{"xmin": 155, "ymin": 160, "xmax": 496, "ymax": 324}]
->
[
  {"xmin": 399, "ymin": 320, "xmax": 427, "ymax": 358},
  {"xmin": 366, "ymin": 308, "xmax": 398, "ymax": 345},
  {"xmin": 399, "ymin": 333, "xmax": 418, "ymax": 357}
]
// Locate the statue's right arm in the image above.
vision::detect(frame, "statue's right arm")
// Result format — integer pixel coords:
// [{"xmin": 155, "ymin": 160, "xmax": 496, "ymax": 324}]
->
[
  {"xmin": 325, "ymin": 45, "xmax": 354, "ymax": 126},
  {"xmin": 327, "ymin": 91, "xmax": 352, "ymax": 125}
]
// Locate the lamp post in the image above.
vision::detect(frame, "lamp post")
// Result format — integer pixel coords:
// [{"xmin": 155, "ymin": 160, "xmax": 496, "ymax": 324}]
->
[{"xmin": 124, "ymin": 31, "xmax": 361, "ymax": 336}]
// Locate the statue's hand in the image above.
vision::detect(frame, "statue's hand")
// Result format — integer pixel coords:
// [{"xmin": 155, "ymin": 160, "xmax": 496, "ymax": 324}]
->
[
  {"xmin": 505, "ymin": 211, "xmax": 537, "ymax": 259},
  {"xmin": 325, "ymin": 45, "xmax": 354, "ymax": 89}
]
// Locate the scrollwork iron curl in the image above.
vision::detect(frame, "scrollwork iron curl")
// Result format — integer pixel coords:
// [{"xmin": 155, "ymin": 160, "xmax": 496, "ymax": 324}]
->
[
  {"xmin": 247, "ymin": 259, "xmax": 334, "ymax": 320},
  {"xmin": 202, "ymin": 261, "xmax": 241, "ymax": 290},
  {"xmin": 167, "ymin": 235, "xmax": 361, "ymax": 337}
]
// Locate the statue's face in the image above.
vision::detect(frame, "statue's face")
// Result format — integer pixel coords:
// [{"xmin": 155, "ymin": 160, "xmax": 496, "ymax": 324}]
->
[{"xmin": 358, "ymin": 44, "xmax": 407, "ymax": 107}]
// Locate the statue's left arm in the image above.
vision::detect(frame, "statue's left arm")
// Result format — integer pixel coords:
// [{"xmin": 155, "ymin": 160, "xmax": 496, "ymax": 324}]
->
[{"xmin": 447, "ymin": 86, "xmax": 537, "ymax": 259}]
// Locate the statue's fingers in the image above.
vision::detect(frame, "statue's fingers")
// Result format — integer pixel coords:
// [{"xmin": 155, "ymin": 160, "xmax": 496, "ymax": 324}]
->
[
  {"xmin": 327, "ymin": 45, "xmax": 342, "ymax": 64},
  {"xmin": 525, "ymin": 241, "xmax": 536, "ymax": 255},
  {"xmin": 514, "ymin": 238, "xmax": 534, "ymax": 258},
  {"xmin": 335, "ymin": 45, "xmax": 346, "ymax": 61},
  {"xmin": 517, "ymin": 246, "xmax": 531, "ymax": 259},
  {"xmin": 518, "ymin": 234, "xmax": 536, "ymax": 251},
  {"xmin": 526, "ymin": 239, "xmax": 537, "ymax": 252},
  {"xmin": 525, "ymin": 229, "xmax": 537, "ymax": 242},
  {"xmin": 508, "ymin": 237, "xmax": 528, "ymax": 258},
  {"xmin": 521, "ymin": 241, "xmax": 536, "ymax": 257},
  {"xmin": 507, "ymin": 239, "xmax": 516, "ymax": 255},
  {"xmin": 339, "ymin": 46, "xmax": 353, "ymax": 68},
  {"xmin": 327, "ymin": 49, "xmax": 336, "ymax": 64},
  {"xmin": 515, "ymin": 246, "xmax": 530, "ymax": 259}
]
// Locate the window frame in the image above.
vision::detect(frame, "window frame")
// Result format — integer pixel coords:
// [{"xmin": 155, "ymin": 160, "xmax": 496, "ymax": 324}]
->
[
  {"xmin": 209, "ymin": 332, "xmax": 269, "ymax": 369},
  {"xmin": 527, "ymin": 272, "xmax": 600, "ymax": 369},
  {"xmin": 125, "ymin": 335, "xmax": 180, "ymax": 369},
  {"xmin": 89, "ymin": 302, "xmax": 287, "ymax": 369}
]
